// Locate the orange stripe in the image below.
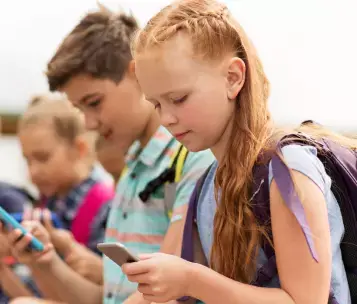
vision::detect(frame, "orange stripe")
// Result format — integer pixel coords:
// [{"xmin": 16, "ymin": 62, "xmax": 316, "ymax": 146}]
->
[
  {"xmin": 155, "ymin": 130, "xmax": 171, "ymax": 141},
  {"xmin": 105, "ymin": 229, "xmax": 165, "ymax": 245},
  {"xmin": 164, "ymin": 147, "xmax": 176, "ymax": 158}
]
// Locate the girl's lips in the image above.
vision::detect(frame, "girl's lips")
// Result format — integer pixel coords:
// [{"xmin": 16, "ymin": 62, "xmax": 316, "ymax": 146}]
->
[{"xmin": 174, "ymin": 131, "xmax": 190, "ymax": 140}]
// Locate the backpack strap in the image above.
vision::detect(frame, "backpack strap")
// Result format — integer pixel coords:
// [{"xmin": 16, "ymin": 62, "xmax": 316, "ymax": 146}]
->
[
  {"xmin": 138, "ymin": 144, "xmax": 189, "ymax": 218},
  {"xmin": 271, "ymin": 143, "xmax": 319, "ymax": 261},
  {"xmin": 253, "ymin": 133, "xmax": 324, "ymax": 286},
  {"xmin": 70, "ymin": 182, "xmax": 114, "ymax": 246},
  {"xmin": 179, "ymin": 164, "xmax": 212, "ymax": 302}
]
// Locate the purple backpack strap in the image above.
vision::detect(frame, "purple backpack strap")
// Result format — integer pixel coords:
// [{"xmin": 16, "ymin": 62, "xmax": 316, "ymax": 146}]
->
[
  {"xmin": 253, "ymin": 138, "xmax": 319, "ymax": 277},
  {"xmin": 179, "ymin": 165, "xmax": 212, "ymax": 302}
]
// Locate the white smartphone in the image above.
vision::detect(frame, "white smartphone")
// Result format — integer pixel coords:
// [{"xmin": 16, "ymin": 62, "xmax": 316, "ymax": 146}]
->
[{"xmin": 97, "ymin": 242, "xmax": 139, "ymax": 267}]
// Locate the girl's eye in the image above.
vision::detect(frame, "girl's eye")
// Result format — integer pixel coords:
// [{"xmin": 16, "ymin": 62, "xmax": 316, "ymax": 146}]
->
[
  {"xmin": 172, "ymin": 95, "xmax": 188, "ymax": 104},
  {"xmin": 154, "ymin": 103, "xmax": 161, "ymax": 110},
  {"xmin": 88, "ymin": 99, "xmax": 101, "ymax": 108}
]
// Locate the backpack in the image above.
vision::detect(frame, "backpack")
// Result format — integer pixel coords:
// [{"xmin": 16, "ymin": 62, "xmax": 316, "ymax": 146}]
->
[
  {"xmin": 180, "ymin": 132, "xmax": 357, "ymax": 304},
  {"xmin": 0, "ymin": 181, "xmax": 36, "ymax": 213},
  {"xmin": 121, "ymin": 144, "xmax": 189, "ymax": 218},
  {"xmin": 71, "ymin": 181, "xmax": 114, "ymax": 246}
]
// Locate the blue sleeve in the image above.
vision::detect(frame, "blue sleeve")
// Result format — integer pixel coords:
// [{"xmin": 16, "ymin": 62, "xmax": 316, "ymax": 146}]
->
[
  {"xmin": 0, "ymin": 191, "xmax": 27, "ymax": 213},
  {"xmin": 268, "ymin": 144, "xmax": 330, "ymax": 195},
  {"xmin": 171, "ymin": 149, "xmax": 215, "ymax": 223}
]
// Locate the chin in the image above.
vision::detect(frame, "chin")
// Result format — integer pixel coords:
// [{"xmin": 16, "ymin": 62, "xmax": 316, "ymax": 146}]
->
[{"xmin": 182, "ymin": 141, "xmax": 210, "ymax": 153}]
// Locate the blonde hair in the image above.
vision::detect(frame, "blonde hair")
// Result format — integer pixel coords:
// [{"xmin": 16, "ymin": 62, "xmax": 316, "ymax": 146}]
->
[{"xmin": 19, "ymin": 92, "xmax": 86, "ymax": 143}]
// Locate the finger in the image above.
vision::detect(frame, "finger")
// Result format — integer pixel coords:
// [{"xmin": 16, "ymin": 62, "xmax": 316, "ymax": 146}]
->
[
  {"xmin": 0, "ymin": 221, "xmax": 5, "ymax": 233},
  {"xmin": 122, "ymin": 260, "xmax": 151, "ymax": 276},
  {"xmin": 23, "ymin": 205, "xmax": 33, "ymax": 221},
  {"xmin": 33, "ymin": 243, "xmax": 53, "ymax": 257},
  {"xmin": 137, "ymin": 284, "xmax": 155, "ymax": 296},
  {"xmin": 21, "ymin": 221, "xmax": 38, "ymax": 233},
  {"xmin": 127, "ymin": 273, "xmax": 152, "ymax": 284},
  {"xmin": 138, "ymin": 253, "xmax": 156, "ymax": 260},
  {"xmin": 0, "ymin": 221, "xmax": 11, "ymax": 235},
  {"xmin": 14, "ymin": 232, "xmax": 33, "ymax": 252},
  {"xmin": 8, "ymin": 228, "xmax": 24, "ymax": 245},
  {"xmin": 42, "ymin": 209, "xmax": 54, "ymax": 231},
  {"xmin": 33, "ymin": 208, "xmax": 42, "ymax": 222}
]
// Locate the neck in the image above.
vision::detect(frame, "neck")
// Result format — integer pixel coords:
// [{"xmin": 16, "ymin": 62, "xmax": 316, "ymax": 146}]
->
[
  {"xmin": 211, "ymin": 116, "xmax": 235, "ymax": 163},
  {"xmin": 57, "ymin": 165, "xmax": 91, "ymax": 198},
  {"xmin": 139, "ymin": 109, "xmax": 160, "ymax": 148}
]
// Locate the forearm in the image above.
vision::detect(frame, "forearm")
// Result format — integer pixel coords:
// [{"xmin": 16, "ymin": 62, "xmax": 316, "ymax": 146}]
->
[
  {"xmin": 0, "ymin": 263, "xmax": 33, "ymax": 298},
  {"xmin": 188, "ymin": 263, "xmax": 294, "ymax": 304},
  {"xmin": 30, "ymin": 255, "xmax": 102, "ymax": 304}
]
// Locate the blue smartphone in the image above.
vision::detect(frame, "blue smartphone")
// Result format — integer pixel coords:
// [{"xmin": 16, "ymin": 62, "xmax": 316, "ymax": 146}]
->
[
  {"xmin": 11, "ymin": 212, "xmax": 63, "ymax": 229},
  {"xmin": 0, "ymin": 206, "xmax": 44, "ymax": 251}
]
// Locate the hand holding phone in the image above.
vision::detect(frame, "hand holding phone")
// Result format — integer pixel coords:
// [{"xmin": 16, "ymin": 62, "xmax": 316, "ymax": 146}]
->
[
  {"xmin": 0, "ymin": 206, "xmax": 44, "ymax": 251},
  {"xmin": 97, "ymin": 242, "xmax": 139, "ymax": 267}
]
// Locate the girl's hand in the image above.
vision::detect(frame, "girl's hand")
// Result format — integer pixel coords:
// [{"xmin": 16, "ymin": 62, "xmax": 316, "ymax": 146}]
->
[
  {"xmin": 122, "ymin": 253, "xmax": 192, "ymax": 303},
  {"xmin": 0, "ymin": 222, "xmax": 11, "ymax": 259},
  {"xmin": 7, "ymin": 221, "xmax": 55, "ymax": 266}
]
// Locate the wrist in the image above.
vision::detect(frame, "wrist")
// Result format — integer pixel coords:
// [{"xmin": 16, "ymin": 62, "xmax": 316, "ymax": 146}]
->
[
  {"xmin": 185, "ymin": 262, "xmax": 203, "ymax": 298},
  {"xmin": 30, "ymin": 252, "xmax": 61, "ymax": 272}
]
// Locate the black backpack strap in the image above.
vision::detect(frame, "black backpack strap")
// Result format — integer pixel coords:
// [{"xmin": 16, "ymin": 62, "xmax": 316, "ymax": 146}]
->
[{"xmin": 139, "ymin": 144, "xmax": 188, "ymax": 202}]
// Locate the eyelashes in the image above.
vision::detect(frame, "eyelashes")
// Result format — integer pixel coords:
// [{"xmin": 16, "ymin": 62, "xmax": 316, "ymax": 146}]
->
[{"xmin": 152, "ymin": 94, "xmax": 189, "ymax": 110}]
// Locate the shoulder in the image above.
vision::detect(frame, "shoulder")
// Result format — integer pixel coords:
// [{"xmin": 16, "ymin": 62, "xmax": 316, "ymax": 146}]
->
[
  {"xmin": 181, "ymin": 149, "xmax": 215, "ymax": 180},
  {"xmin": 269, "ymin": 144, "xmax": 330, "ymax": 194}
]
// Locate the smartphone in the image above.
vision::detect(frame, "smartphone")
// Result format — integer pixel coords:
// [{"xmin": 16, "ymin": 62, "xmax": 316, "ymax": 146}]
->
[
  {"xmin": 11, "ymin": 212, "xmax": 63, "ymax": 229},
  {"xmin": 0, "ymin": 206, "xmax": 44, "ymax": 251},
  {"xmin": 97, "ymin": 242, "xmax": 139, "ymax": 267}
]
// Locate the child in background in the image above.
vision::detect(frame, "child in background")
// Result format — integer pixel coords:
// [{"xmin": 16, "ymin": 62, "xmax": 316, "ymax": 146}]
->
[
  {"xmin": 0, "ymin": 119, "xmax": 34, "ymax": 303},
  {"xmin": 18, "ymin": 93, "xmax": 114, "ymax": 252},
  {"xmin": 120, "ymin": 0, "xmax": 351, "ymax": 303}
]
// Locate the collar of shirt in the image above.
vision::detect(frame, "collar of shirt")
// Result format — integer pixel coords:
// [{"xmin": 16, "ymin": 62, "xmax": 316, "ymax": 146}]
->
[{"xmin": 125, "ymin": 126, "xmax": 176, "ymax": 168}]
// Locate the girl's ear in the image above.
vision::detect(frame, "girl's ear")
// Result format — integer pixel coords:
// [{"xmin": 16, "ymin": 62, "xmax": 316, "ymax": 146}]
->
[{"xmin": 226, "ymin": 57, "xmax": 246, "ymax": 100}]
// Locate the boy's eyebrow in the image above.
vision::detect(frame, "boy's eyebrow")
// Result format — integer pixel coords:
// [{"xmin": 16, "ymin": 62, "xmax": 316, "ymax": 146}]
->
[{"xmin": 79, "ymin": 93, "xmax": 99, "ymax": 105}]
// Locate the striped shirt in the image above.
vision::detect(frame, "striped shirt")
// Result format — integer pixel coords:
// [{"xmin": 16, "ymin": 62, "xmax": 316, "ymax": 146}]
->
[{"xmin": 103, "ymin": 126, "xmax": 215, "ymax": 303}]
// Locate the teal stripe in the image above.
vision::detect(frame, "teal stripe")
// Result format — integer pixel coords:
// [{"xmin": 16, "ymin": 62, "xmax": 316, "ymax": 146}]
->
[{"xmin": 108, "ymin": 210, "xmax": 169, "ymax": 235}]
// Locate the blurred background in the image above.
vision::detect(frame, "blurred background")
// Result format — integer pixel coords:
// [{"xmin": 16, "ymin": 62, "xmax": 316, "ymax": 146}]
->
[{"xmin": 1, "ymin": 0, "xmax": 357, "ymax": 187}]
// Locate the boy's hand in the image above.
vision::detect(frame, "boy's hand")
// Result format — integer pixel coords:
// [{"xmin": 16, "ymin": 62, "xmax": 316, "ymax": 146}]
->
[{"xmin": 7, "ymin": 221, "xmax": 55, "ymax": 266}]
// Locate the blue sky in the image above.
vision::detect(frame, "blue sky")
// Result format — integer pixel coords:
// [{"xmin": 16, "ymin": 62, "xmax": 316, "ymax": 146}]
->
[{"xmin": 0, "ymin": 0, "xmax": 356, "ymax": 130}]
